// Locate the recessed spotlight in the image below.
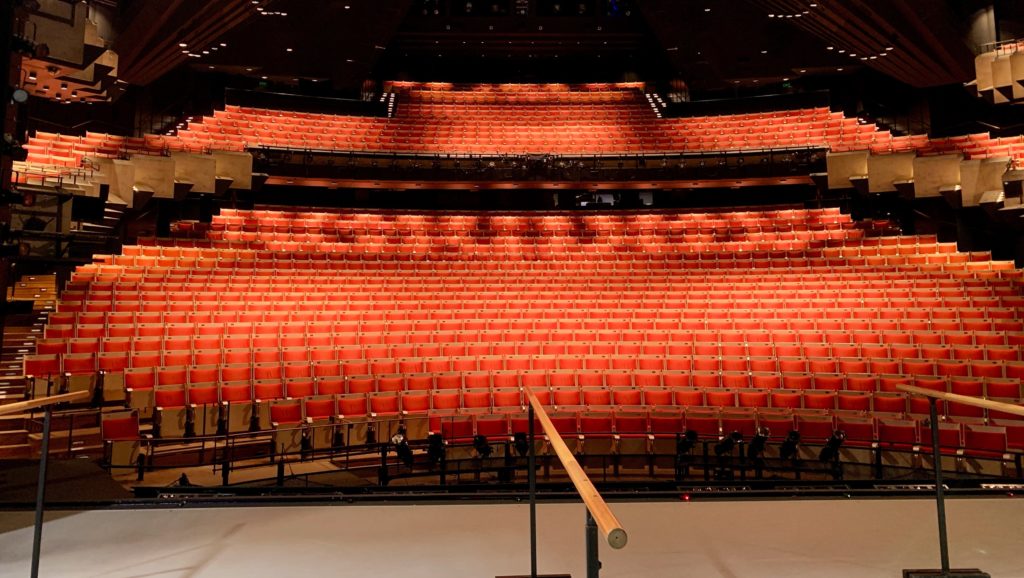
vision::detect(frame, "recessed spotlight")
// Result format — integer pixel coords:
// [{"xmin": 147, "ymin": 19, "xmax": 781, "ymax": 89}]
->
[
  {"xmin": 761, "ymin": 50, "xmax": 768, "ymax": 54},
  {"xmin": 799, "ymin": 69, "xmax": 806, "ymax": 73},
  {"xmin": 59, "ymin": 83, "xmax": 67, "ymax": 90},
  {"xmin": 286, "ymin": 48, "xmax": 293, "ymax": 52},
  {"xmin": 344, "ymin": 4, "xmax": 350, "ymax": 8},
  {"xmin": 261, "ymin": 75, "xmax": 268, "ymax": 79},
  {"xmin": 704, "ymin": 7, "xmax": 711, "ymax": 12},
  {"xmin": 783, "ymin": 77, "xmax": 790, "ymax": 81},
  {"xmin": 202, "ymin": 50, "xmax": 209, "ymax": 54},
  {"xmin": 886, "ymin": 46, "xmax": 894, "ymax": 51},
  {"xmin": 826, "ymin": 46, "xmax": 834, "ymax": 50},
  {"xmin": 179, "ymin": 43, "xmax": 188, "ymax": 47},
  {"xmin": 181, "ymin": 49, "xmax": 189, "ymax": 54},
  {"xmin": 220, "ymin": 43, "xmax": 227, "ymax": 47},
  {"xmin": 246, "ymin": 67, "xmax": 254, "ymax": 71},
  {"xmin": 208, "ymin": 65, "xmax": 215, "ymax": 69},
  {"xmin": 28, "ymin": 71, "xmax": 36, "ymax": 79},
  {"xmin": 837, "ymin": 67, "xmax": 844, "ymax": 71}
]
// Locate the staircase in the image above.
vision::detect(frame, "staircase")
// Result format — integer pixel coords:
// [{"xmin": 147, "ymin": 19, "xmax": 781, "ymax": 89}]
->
[{"xmin": 0, "ymin": 275, "xmax": 57, "ymax": 459}]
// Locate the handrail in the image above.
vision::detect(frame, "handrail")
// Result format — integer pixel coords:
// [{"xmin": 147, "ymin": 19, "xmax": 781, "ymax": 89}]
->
[
  {"xmin": 0, "ymin": 391, "xmax": 90, "ymax": 417},
  {"xmin": 896, "ymin": 385, "xmax": 1024, "ymax": 418},
  {"xmin": 523, "ymin": 386, "xmax": 628, "ymax": 549}
]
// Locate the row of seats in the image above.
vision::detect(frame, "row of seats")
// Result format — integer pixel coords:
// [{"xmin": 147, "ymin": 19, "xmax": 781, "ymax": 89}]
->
[{"xmin": 29, "ymin": 351, "xmax": 1024, "ymax": 384}]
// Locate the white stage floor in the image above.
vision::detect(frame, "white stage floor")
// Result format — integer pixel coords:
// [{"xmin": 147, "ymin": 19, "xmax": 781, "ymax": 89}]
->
[{"xmin": 1, "ymin": 498, "xmax": 1022, "ymax": 577}]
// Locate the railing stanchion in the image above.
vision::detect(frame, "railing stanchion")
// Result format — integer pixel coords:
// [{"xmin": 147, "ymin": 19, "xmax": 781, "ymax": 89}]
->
[
  {"xmin": 528, "ymin": 401, "xmax": 538, "ymax": 578},
  {"xmin": 928, "ymin": 397, "xmax": 951, "ymax": 575},
  {"xmin": 29, "ymin": 406, "xmax": 53, "ymax": 578},
  {"xmin": 585, "ymin": 509, "xmax": 600, "ymax": 578}
]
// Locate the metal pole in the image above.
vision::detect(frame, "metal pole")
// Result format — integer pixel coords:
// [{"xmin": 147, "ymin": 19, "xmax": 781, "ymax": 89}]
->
[
  {"xmin": 528, "ymin": 403, "xmax": 538, "ymax": 578},
  {"xmin": 585, "ymin": 508, "xmax": 600, "ymax": 578},
  {"xmin": 30, "ymin": 406, "xmax": 53, "ymax": 578},
  {"xmin": 928, "ymin": 398, "xmax": 951, "ymax": 575}
]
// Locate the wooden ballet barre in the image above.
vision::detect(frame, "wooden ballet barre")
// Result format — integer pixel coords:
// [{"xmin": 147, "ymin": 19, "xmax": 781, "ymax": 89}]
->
[
  {"xmin": 0, "ymin": 390, "xmax": 90, "ymax": 417},
  {"xmin": 896, "ymin": 384, "xmax": 1024, "ymax": 418},
  {"xmin": 524, "ymin": 386, "xmax": 628, "ymax": 550}
]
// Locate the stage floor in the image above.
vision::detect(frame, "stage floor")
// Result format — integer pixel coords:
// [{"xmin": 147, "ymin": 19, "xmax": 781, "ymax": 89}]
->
[{"xmin": 1, "ymin": 497, "xmax": 1022, "ymax": 577}]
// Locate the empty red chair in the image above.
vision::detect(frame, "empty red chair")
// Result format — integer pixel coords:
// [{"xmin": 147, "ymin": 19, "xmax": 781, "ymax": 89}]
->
[{"xmin": 877, "ymin": 418, "xmax": 917, "ymax": 447}]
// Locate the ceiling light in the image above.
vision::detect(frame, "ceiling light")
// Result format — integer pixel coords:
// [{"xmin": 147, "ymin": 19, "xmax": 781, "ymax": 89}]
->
[
  {"xmin": 28, "ymin": 71, "xmax": 36, "ymax": 79},
  {"xmin": 246, "ymin": 67, "xmax": 253, "ymax": 71},
  {"xmin": 799, "ymin": 69, "xmax": 806, "ymax": 73},
  {"xmin": 886, "ymin": 46, "xmax": 894, "ymax": 51},
  {"xmin": 704, "ymin": 7, "xmax": 711, "ymax": 12},
  {"xmin": 837, "ymin": 67, "xmax": 844, "ymax": 71},
  {"xmin": 761, "ymin": 50, "xmax": 768, "ymax": 54},
  {"xmin": 261, "ymin": 75, "xmax": 268, "ymax": 79},
  {"xmin": 826, "ymin": 46, "xmax": 834, "ymax": 50},
  {"xmin": 286, "ymin": 48, "xmax": 293, "ymax": 52},
  {"xmin": 344, "ymin": 4, "xmax": 350, "ymax": 8},
  {"xmin": 220, "ymin": 43, "xmax": 227, "ymax": 47},
  {"xmin": 181, "ymin": 49, "xmax": 189, "ymax": 54},
  {"xmin": 59, "ymin": 83, "xmax": 67, "ymax": 90},
  {"xmin": 202, "ymin": 50, "xmax": 209, "ymax": 54},
  {"xmin": 179, "ymin": 43, "xmax": 188, "ymax": 47},
  {"xmin": 208, "ymin": 65, "xmax": 215, "ymax": 69}
]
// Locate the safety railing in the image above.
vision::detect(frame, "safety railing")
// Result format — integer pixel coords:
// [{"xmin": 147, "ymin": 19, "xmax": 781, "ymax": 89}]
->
[
  {"xmin": 1, "ymin": 390, "xmax": 91, "ymax": 578},
  {"xmin": 896, "ymin": 384, "xmax": 1019, "ymax": 578},
  {"xmin": 521, "ymin": 386, "xmax": 626, "ymax": 577}
]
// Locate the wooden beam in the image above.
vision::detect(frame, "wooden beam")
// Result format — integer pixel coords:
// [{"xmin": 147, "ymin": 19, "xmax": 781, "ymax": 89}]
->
[
  {"xmin": 0, "ymin": 391, "xmax": 90, "ymax": 417},
  {"xmin": 524, "ymin": 386, "xmax": 628, "ymax": 550},
  {"xmin": 896, "ymin": 385, "xmax": 1024, "ymax": 418}
]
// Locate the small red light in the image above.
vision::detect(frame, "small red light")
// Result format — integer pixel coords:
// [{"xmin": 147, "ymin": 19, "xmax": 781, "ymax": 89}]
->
[{"xmin": 682, "ymin": 494, "xmax": 691, "ymax": 502}]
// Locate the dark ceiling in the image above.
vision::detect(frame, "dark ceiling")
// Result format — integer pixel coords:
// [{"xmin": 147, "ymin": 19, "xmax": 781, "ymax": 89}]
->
[{"xmin": 108, "ymin": 0, "xmax": 994, "ymax": 94}]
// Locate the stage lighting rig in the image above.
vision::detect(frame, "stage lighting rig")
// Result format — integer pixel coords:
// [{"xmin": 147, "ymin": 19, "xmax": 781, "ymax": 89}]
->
[{"xmin": 779, "ymin": 430, "xmax": 800, "ymax": 461}]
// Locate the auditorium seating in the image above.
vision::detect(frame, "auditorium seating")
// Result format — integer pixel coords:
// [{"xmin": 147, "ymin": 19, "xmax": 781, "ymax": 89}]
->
[
  {"xmin": 17, "ymin": 84, "xmax": 1024, "ymax": 176},
  {"xmin": 26, "ymin": 207, "xmax": 1022, "ymax": 461}
]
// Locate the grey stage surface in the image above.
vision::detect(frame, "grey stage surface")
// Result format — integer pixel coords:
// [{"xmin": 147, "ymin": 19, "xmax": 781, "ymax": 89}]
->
[{"xmin": 1, "ymin": 498, "xmax": 1022, "ymax": 577}]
